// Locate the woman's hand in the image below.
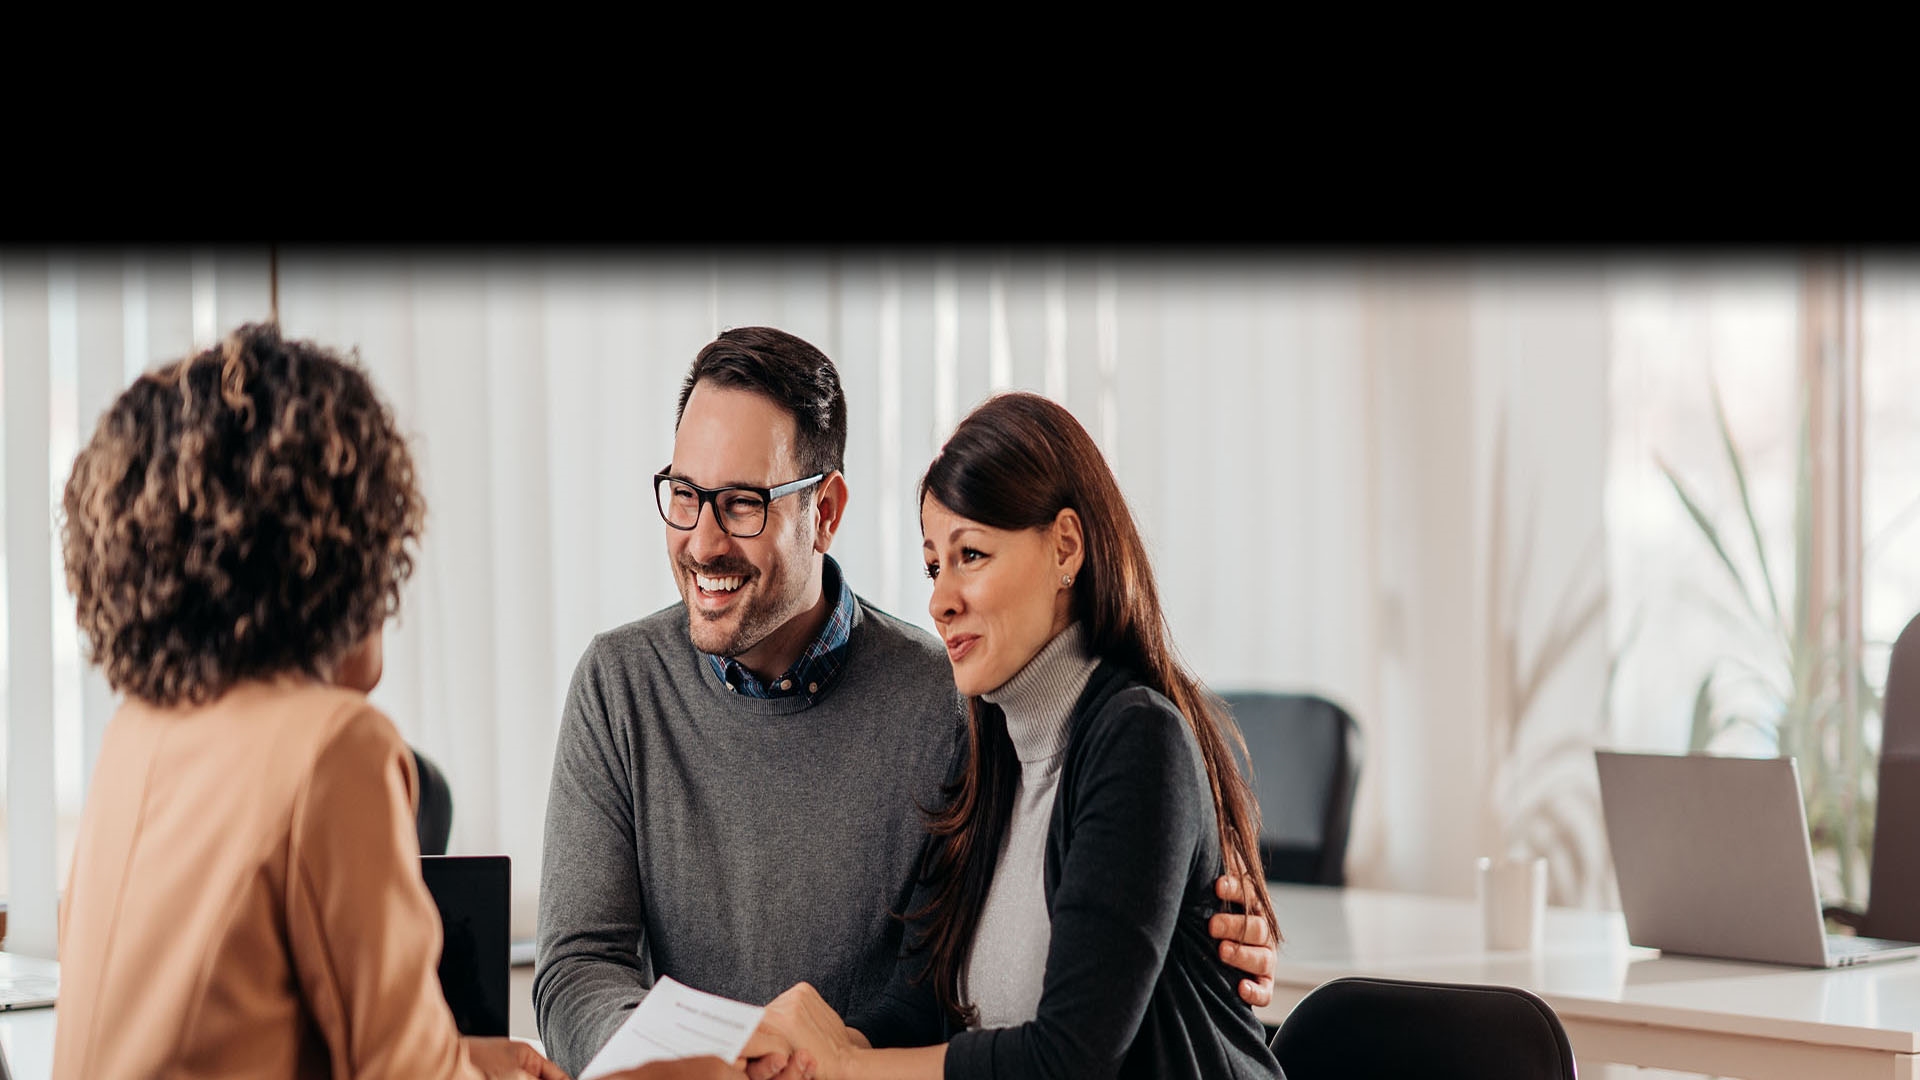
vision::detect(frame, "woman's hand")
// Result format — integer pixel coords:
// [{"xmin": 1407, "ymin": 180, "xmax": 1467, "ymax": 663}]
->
[
  {"xmin": 738, "ymin": 1024, "xmax": 809, "ymax": 1080},
  {"xmin": 463, "ymin": 1036, "xmax": 569, "ymax": 1079},
  {"xmin": 748, "ymin": 981, "xmax": 861, "ymax": 1080}
]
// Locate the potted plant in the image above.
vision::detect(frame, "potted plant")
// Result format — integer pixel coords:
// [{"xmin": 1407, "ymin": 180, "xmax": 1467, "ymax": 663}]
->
[{"xmin": 1659, "ymin": 383, "xmax": 1880, "ymax": 907}]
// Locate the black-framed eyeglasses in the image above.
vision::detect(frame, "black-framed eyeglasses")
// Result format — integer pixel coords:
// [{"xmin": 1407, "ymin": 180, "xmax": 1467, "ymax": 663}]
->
[{"xmin": 653, "ymin": 466, "xmax": 827, "ymax": 539}]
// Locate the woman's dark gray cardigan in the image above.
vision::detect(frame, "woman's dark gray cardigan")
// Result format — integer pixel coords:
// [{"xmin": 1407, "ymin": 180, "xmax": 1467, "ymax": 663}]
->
[{"xmin": 849, "ymin": 661, "xmax": 1284, "ymax": 1080}]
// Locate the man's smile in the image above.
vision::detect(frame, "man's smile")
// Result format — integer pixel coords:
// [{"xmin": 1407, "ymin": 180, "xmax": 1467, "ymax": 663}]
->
[{"xmin": 695, "ymin": 572, "xmax": 746, "ymax": 593}]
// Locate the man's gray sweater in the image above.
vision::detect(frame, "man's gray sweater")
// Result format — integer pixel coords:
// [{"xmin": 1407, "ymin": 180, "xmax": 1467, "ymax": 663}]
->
[{"xmin": 532, "ymin": 596, "xmax": 964, "ymax": 1076}]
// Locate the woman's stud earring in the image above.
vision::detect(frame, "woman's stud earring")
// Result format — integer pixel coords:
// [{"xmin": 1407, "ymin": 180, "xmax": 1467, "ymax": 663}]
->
[{"xmin": 1062, "ymin": 574, "xmax": 1073, "ymax": 587}]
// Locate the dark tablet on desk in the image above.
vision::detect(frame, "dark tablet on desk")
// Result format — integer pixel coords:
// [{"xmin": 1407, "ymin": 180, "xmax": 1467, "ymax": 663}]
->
[{"xmin": 421, "ymin": 854, "xmax": 511, "ymax": 1036}]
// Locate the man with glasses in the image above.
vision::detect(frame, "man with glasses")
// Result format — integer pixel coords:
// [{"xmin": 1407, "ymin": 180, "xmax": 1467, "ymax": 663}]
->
[{"xmin": 534, "ymin": 327, "xmax": 1276, "ymax": 1077}]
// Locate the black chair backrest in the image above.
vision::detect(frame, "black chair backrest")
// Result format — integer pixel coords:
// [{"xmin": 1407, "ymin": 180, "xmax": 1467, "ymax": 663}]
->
[
  {"xmin": 1861, "ymin": 613, "xmax": 1920, "ymax": 942},
  {"xmin": 413, "ymin": 747, "xmax": 455, "ymax": 858},
  {"xmin": 1220, "ymin": 692, "xmax": 1362, "ymax": 886},
  {"xmin": 1272, "ymin": 977, "xmax": 1576, "ymax": 1080}
]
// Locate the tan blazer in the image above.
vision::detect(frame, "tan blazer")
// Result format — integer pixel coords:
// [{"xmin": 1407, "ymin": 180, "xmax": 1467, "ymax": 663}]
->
[{"xmin": 54, "ymin": 680, "xmax": 481, "ymax": 1079}]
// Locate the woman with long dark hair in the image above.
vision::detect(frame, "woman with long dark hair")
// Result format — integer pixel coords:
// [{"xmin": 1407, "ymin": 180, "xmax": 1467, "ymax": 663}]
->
[{"xmin": 751, "ymin": 391, "xmax": 1282, "ymax": 1079}]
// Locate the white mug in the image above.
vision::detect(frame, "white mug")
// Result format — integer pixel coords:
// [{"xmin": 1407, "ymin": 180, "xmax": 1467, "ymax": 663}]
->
[{"xmin": 1477, "ymin": 854, "xmax": 1547, "ymax": 952}]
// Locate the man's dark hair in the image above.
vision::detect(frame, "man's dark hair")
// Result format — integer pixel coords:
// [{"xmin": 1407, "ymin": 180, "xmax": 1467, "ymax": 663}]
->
[{"xmin": 676, "ymin": 326, "xmax": 847, "ymax": 479}]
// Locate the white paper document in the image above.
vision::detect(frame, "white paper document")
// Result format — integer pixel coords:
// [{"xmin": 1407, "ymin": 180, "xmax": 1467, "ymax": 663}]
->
[{"xmin": 580, "ymin": 976, "xmax": 767, "ymax": 1079}]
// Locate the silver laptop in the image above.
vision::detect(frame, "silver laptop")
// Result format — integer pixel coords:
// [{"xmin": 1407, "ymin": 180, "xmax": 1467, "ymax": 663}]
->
[
  {"xmin": 0, "ymin": 950, "xmax": 59, "ymax": 1011},
  {"xmin": 1596, "ymin": 750, "xmax": 1920, "ymax": 968}
]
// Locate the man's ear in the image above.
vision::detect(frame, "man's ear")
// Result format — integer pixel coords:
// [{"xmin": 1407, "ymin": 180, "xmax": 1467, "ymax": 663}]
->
[
  {"xmin": 813, "ymin": 472, "xmax": 850, "ymax": 554},
  {"xmin": 1053, "ymin": 508, "xmax": 1084, "ymax": 581}
]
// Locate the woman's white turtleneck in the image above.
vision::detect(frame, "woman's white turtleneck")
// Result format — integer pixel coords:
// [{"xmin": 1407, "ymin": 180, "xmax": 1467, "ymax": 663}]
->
[{"xmin": 962, "ymin": 622, "xmax": 1100, "ymax": 1029}]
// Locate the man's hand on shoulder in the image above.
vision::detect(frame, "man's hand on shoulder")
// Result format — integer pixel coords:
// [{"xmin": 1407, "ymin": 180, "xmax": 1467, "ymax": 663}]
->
[{"xmin": 1209, "ymin": 874, "xmax": 1276, "ymax": 1008}]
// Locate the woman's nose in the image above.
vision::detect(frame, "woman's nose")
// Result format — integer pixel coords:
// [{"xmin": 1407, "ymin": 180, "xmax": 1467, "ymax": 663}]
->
[{"xmin": 929, "ymin": 573, "xmax": 962, "ymax": 622}]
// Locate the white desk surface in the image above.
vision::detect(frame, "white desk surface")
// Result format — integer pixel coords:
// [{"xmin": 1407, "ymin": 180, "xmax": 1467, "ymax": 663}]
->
[
  {"xmin": 16, "ymin": 887, "xmax": 1920, "ymax": 1080},
  {"xmin": 1259, "ymin": 884, "xmax": 1920, "ymax": 1079},
  {"xmin": 0, "ymin": 965, "xmax": 535, "ymax": 1080},
  {"xmin": 0, "ymin": 1008, "xmax": 54, "ymax": 1080}
]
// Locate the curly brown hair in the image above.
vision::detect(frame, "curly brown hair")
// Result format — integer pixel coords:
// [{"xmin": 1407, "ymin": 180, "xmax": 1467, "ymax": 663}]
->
[{"xmin": 60, "ymin": 322, "xmax": 426, "ymax": 706}]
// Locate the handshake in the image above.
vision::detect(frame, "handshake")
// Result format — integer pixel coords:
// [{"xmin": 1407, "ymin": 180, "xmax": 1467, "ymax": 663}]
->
[
  {"xmin": 738, "ymin": 982, "xmax": 863, "ymax": 1080},
  {"xmin": 574, "ymin": 978, "xmax": 858, "ymax": 1080}
]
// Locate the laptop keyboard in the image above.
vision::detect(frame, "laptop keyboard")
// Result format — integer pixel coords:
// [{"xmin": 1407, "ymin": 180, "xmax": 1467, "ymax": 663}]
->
[
  {"xmin": 1829, "ymin": 934, "xmax": 1918, "ymax": 958},
  {"xmin": 0, "ymin": 974, "xmax": 58, "ymax": 1007}
]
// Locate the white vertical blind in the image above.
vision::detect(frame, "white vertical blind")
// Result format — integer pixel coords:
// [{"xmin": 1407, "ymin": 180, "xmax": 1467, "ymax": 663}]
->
[
  {"xmin": 190, "ymin": 252, "xmax": 217, "ymax": 348},
  {"xmin": 3, "ymin": 256, "xmax": 58, "ymax": 957},
  {"xmin": 987, "ymin": 265, "xmax": 1013, "ymax": 391},
  {"xmin": 933, "ymin": 261, "xmax": 959, "ymax": 437},
  {"xmin": 46, "ymin": 257, "xmax": 81, "ymax": 821},
  {"xmin": 873, "ymin": 262, "xmax": 905, "ymax": 616},
  {"xmin": 483, "ymin": 263, "xmax": 553, "ymax": 916},
  {"xmin": 73, "ymin": 257, "xmax": 125, "ymax": 797},
  {"xmin": 1094, "ymin": 264, "xmax": 1120, "ymax": 461},
  {"xmin": 1469, "ymin": 267, "xmax": 1614, "ymax": 905},
  {"xmin": 2, "ymin": 251, "xmax": 270, "ymax": 948},
  {"xmin": 1363, "ymin": 270, "xmax": 1483, "ymax": 898},
  {"xmin": 407, "ymin": 265, "xmax": 502, "ymax": 864}
]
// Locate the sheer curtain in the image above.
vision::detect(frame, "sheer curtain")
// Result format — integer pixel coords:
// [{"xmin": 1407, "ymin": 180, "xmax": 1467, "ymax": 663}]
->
[{"xmin": 3, "ymin": 250, "xmax": 1622, "ymax": 949}]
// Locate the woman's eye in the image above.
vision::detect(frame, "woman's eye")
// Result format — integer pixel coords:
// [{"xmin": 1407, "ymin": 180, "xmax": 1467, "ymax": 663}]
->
[
  {"xmin": 960, "ymin": 548, "xmax": 985, "ymax": 563},
  {"xmin": 924, "ymin": 563, "xmax": 940, "ymax": 580}
]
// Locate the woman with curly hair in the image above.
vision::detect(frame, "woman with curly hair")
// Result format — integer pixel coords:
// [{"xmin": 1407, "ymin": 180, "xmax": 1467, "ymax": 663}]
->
[{"xmin": 53, "ymin": 324, "xmax": 733, "ymax": 1080}]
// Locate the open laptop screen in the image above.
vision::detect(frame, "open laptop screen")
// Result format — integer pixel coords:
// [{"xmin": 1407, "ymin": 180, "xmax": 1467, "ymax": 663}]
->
[
  {"xmin": 420, "ymin": 854, "xmax": 511, "ymax": 1036},
  {"xmin": 1593, "ymin": 751, "xmax": 1920, "ymax": 967}
]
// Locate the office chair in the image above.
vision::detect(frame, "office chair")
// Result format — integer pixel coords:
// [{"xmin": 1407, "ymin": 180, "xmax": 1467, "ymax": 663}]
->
[
  {"xmin": 1220, "ymin": 692, "xmax": 1362, "ymax": 885},
  {"xmin": 414, "ymin": 747, "xmax": 454, "ymax": 857},
  {"xmin": 1271, "ymin": 976, "xmax": 1577, "ymax": 1080},
  {"xmin": 1826, "ymin": 611, "xmax": 1920, "ymax": 941}
]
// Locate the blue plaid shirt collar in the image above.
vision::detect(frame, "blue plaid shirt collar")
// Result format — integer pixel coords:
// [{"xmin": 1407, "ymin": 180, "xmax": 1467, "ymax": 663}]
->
[{"xmin": 704, "ymin": 555, "xmax": 856, "ymax": 702}]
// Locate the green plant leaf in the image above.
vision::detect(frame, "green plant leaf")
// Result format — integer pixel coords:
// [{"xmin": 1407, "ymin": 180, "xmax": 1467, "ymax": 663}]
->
[
  {"xmin": 1858, "ymin": 665, "xmax": 1885, "ymax": 719},
  {"xmin": 1654, "ymin": 362, "xmax": 1881, "ymax": 912},
  {"xmin": 1792, "ymin": 394, "xmax": 1815, "ymax": 648},
  {"xmin": 1689, "ymin": 671, "xmax": 1717, "ymax": 752},
  {"xmin": 1514, "ymin": 591, "xmax": 1609, "ymax": 741},
  {"xmin": 1711, "ymin": 379, "xmax": 1785, "ymax": 635},
  {"xmin": 1866, "ymin": 489, "xmax": 1920, "ymax": 559},
  {"xmin": 1725, "ymin": 714, "xmax": 1782, "ymax": 749},
  {"xmin": 1658, "ymin": 457, "xmax": 1765, "ymax": 626}
]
